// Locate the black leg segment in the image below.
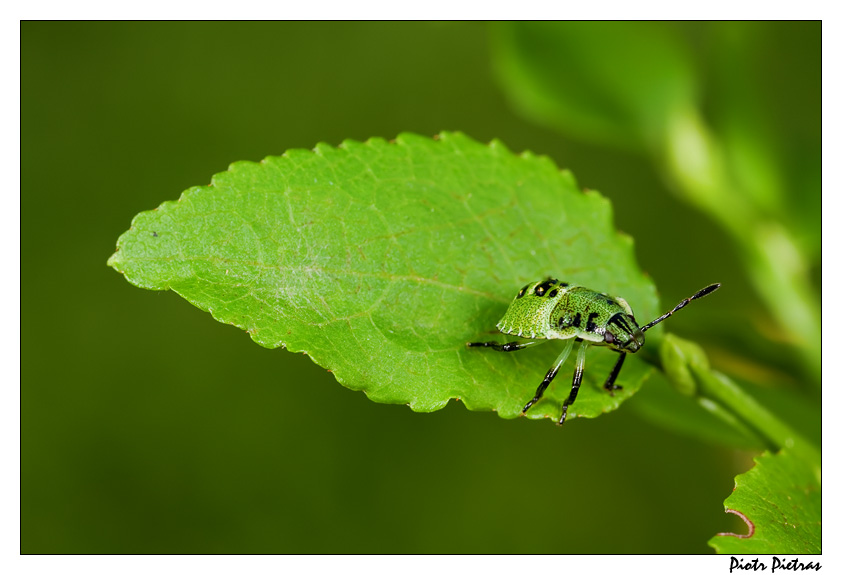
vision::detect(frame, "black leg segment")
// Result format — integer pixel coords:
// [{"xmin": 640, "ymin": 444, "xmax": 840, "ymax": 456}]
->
[
  {"xmin": 521, "ymin": 364, "xmax": 562, "ymax": 414},
  {"xmin": 466, "ymin": 340, "xmax": 543, "ymax": 352},
  {"xmin": 603, "ymin": 352, "xmax": 626, "ymax": 395},
  {"xmin": 520, "ymin": 339, "xmax": 575, "ymax": 415},
  {"xmin": 558, "ymin": 342, "xmax": 589, "ymax": 426}
]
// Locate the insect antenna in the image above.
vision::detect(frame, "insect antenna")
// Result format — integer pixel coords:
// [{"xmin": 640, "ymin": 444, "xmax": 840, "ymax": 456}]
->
[{"xmin": 640, "ymin": 283, "xmax": 721, "ymax": 333}]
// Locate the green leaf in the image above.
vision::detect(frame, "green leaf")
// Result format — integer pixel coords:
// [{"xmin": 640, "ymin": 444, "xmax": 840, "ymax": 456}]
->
[
  {"xmin": 709, "ymin": 450, "xmax": 821, "ymax": 554},
  {"xmin": 491, "ymin": 22, "xmax": 696, "ymax": 151},
  {"xmin": 108, "ymin": 132, "xmax": 659, "ymax": 422}
]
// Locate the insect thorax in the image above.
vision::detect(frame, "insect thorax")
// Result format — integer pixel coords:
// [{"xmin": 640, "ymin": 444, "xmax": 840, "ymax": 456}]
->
[{"xmin": 496, "ymin": 280, "xmax": 642, "ymax": 348}]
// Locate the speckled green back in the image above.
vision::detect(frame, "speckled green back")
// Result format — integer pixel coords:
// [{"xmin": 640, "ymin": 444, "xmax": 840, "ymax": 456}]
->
[{"xmin": 496, "ymin": 279, "xmax": 635, "ymax": 342}]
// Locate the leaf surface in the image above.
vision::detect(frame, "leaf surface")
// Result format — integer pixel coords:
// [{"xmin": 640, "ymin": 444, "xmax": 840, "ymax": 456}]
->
[
  {"xmin": 108, "ymin": 132, "xmax": 659, "ymax": 422},
  {"xmin": 709, "ymin": 450, "xmax": 821, "ymax": 554}
]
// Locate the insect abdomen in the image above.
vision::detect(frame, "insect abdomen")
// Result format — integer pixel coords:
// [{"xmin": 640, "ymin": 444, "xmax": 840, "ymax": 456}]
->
[{"xmin": 496, "ymin": 278, "xmax": 568, "ymax": 339}]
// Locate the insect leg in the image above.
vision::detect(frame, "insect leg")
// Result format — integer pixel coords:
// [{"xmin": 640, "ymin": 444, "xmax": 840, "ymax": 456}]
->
[
  {"xmin": 558, "ymin": 341, "xmax": 590, "ymax": 426},
  {"xmin": 466, "ymin": 340, "xmax": 546, "ymax": 352},
  {"xmin": 521, "ymin": 339, "xmax": 575, "ymax": 414},
  {"xmin": 602, "ymin": 352, "xmax": 626, "ymax": 395}
]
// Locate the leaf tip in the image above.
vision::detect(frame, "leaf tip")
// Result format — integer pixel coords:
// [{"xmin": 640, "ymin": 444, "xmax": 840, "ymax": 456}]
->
[{"xmin": 106, "ymin": 250, "xmax": 121, "ymax": 270}]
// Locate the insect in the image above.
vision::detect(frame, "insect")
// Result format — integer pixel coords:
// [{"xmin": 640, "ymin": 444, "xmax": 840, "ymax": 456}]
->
[{"xmin": 467, "ymin": 279, "xmax": 720, "ymax": 426}]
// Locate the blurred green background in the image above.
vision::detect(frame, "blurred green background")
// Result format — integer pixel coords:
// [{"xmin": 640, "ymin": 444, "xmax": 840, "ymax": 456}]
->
[{"xmin": 22, "ymin": 22, "xmax": 819, "ymax": 553}]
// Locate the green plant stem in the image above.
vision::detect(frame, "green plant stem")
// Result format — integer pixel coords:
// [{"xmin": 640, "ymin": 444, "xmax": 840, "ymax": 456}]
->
[
  {"xmin": 658, "ymin": 333, "xmax": 820, "ymax": 469},
  {"xmin": 690, "ymin": 364, "xmax": 821, "ymax": 470},
  {"xmin": 694, "ymin": 396, "xmax": 771, "ymax": 450}
]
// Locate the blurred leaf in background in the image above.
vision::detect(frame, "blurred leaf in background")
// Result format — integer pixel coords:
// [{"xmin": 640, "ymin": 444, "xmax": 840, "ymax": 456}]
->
[
  {"xmin": 22, "ymin": 21, "xmax": 818, "ymax": 554},
  {"xmin": 491, "ymin": 21, "xmax": 820, "ymax": 388},
  {"xmin": 491, "ymin": 21, "xmax": 697, "ymax": 151}
]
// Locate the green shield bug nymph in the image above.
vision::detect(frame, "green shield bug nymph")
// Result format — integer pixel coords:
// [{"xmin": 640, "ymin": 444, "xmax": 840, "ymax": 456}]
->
[{"xmin": 467, "ymin": 279, "xmax": 720, "ymax": 426}]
